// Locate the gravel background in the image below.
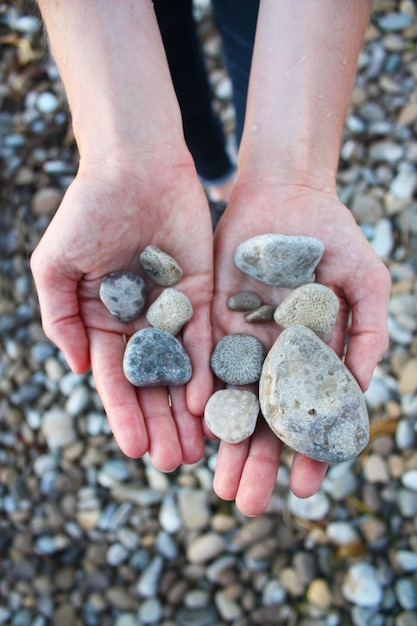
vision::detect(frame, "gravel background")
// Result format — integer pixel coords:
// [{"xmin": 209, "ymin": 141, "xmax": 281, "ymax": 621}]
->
[{"xmin": 1, "ymin": 1, "xmax": 417, "ymax": 625}]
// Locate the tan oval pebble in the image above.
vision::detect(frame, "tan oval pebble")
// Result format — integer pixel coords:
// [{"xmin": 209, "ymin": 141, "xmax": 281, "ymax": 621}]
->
[
  {"xmin": 259, "ymin": 325, "xmax": 369, "ymax": 464},
  {"xmin": 227, "ymin": 291, "xmax": 262, "ymax": 311},
  {"xmin": 204, "ymin": 389, "xmax": 259, "ymax": 443},
  {"xmin": 398, "ymin": 357, "xmax": 417, "ymax": 395},
  {"xmin": 246, "ymin": 304, "xmax": 275, "ymax": 323},
  {"xmin": 139, "ymin": 245, "xmax": 183, "ymax": 286},
  {"xmin": 146, "ymin": 288, "xmax": 193, "ymax": 335},
  {"xmin": 274, "ymin": 283, "xmax": 339, "ymax": 342}
]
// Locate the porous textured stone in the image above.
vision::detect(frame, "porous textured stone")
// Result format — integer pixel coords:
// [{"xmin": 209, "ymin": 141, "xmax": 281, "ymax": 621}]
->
[
  {"xmin": 274, "ymin": 283, "xmax": 340, "ymax": 341},
  {"xmin": 139, "ymin": 245, "xmax": 183, "ymax": 286},
  {"xmin": 227, "ymin": 291, "xmax": 263, "ymax": 312},
  {"xmin": 146, "ymin": 288, "xmax": 193, "ymax": 335},
  {"xmin": 204, "ymin": 389, "xmax": 259, "ymax": 443},
  {"xmin": 234, "ymin": 234, "xmax": 324, "ymax": 288},
  {"xmin": 211, "ymin": 334, "xmax": 266, "ymax": 385},
  {"xmin": 259, "ymin": 325, "xmax": 369, "ymax": 463},
  {"xmin": 99, "ymin": 271, "xmax": 146, "ymax": 323},
  {"xmin": 123, "ymin": 328, "xmax": 192, "ymax": 387}
]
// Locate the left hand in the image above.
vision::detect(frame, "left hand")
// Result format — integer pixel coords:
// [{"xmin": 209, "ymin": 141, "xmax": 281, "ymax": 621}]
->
[{"xmin": 211, "ymin": 181, "xmax": 391, "ymax": 516}]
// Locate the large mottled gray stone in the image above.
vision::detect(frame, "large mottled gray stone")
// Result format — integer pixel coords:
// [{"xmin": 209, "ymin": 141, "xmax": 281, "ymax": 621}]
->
[
  {"xmin": 99, "ymin": 271, "xmax": 146, "ymax": 322},
  {"xmin": 123, "ymin": 328, "xmax": 192, "ymax": 387},
  {"xmin": 234, "ymin": 234, "xmax": 324, "ymax": 288},
  {"xmin": 139, "ymin": 245, "xmax": 183, "ymax": 286},
  {"xmin": 146, "ymin": 288, "xmax": 193, "ymax": 335},
  {"xmin": 259, "ymin": 325, "xmax": 369, "ymax": 463},
  {"xmin": 274, "ymin": 283, "xmax": 340, "ymax": 341},
  {"xmin": 211, "ymin": 333, "xmax": 266, "ymax": 385},
  {"xmin": 204, "ymin": 389, "xmax": 259, "ymax": 443}
]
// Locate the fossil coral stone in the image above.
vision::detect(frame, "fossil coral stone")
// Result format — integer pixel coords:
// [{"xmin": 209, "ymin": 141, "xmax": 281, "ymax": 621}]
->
[
  {"xmin": 234, "ymin": 233, "xmax": 324, "ymax": 288},
  {"xmin": 246, "ymin": 304, "xmax": 275, "ymax": 323},
  {"xmin": 123, "ymin": 328, "xmax": 192, "ymax": 387},
  {"xmin": 99, "ymin": 271, "xmax": 146, "ymax": 322},
  {"xmin": 146, "ymin": 288, "xmax": 193, "ymax": 335},
  {"xmin": 139, "ymin": 245, "xmax": 183, "ymax": 286},
  {"xmin": 259, "ymin": 325, "xmax": 369, "ymax": 463},
  {"xmin": 227, "ymin": 291, "xmax": 263, "ymax": 312},
  {"xmin": 211, "ymin": 333, "xmax": 266, "ymax": 385},
  {"xmin": 204, "ymin": 390, "xmax": 259, "ymax": 443},
  {"xmin": 274, "ymin": 283, "xmax": 339, "ymax": 341}
]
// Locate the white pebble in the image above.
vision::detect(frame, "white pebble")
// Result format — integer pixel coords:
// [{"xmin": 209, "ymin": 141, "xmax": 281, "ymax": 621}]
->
[
  {"xmin": 342, "ymin": 562, "xmax": 383, "ymax": 608},
  {"xmin": 146, "ymin": 288, "xmax": 193, "ymax": 335},
  {"xmin": 287, "ymin": 491, "xmax": 330, "ymax": 520}
]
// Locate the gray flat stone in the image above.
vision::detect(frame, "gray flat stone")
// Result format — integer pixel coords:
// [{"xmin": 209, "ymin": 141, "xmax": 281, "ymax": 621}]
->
[
  {"xmin": 139, "ymin": 245, "xmax": 183, "ymax": 286},
  {"xmin": 99, "ymin": 271, "xmax": 146, "ymax": 322},
  {"xmin": 211, "ymin": 333, "xmax": 266, "ymax": 385},
  {"xmin": 227, "ymin": 291, "xmax": 262, "ymax": 312},
  {"xmin": 246, "ymin": 304, "xmax": 275, "ymax": 323},
  {"xmin": 234, "ymin": 234, "xmax": 324, "ymax": 288},
  {"xmin": 259, "ymin": 325, "xmax": 369, "ymax": 463},
  {"xmin": 204, "ymin": 389, "xmax": 259, "ymax": 443},
  {"xmin": 146, "ymin": 288, "xmax": 193, "ymax": 335},
  {"xmin": 274, "ymin": 283, "xmax": 339, "ymax": 341},
  {"xmin": 123, "ymin": 328, "xmax": 192, "ymax": 387}
]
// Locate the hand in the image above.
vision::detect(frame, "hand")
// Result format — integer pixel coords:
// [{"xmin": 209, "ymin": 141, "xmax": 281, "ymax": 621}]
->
[
  {"xmin": 31, "ymin": 156, "xmax": 214, "ymax": 470},
  {"xmin": 211, "ymin": 181, "xmax": 391, "ymax": 515}
]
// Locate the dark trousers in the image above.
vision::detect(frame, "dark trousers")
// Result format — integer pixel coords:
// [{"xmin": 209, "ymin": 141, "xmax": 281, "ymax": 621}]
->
[{"xmin": 153, "ymin": 0, "xmax": 259, "ymax": 184}]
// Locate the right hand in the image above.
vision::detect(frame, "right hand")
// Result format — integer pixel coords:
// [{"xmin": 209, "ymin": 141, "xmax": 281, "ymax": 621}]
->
[{"xmin": 31, "ymin": 154, "xmax": 214, "ymax": 471}]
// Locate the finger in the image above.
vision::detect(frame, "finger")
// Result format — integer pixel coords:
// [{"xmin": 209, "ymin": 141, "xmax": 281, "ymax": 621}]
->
[
  {"xmin": 234, "ymin": 418, "xmax": 283, "ymax": 516},
  {"xmin": 139, "ymin": 386, "xmax": 183, "ymax": 472},
  {"xmin": 213, "ymin": 437, "xmax": 250, "ymax": 503},
  {"xmin": 183, "ymin": 302, "xmax": 214, "ymax": 416},
  {"xmin": 89, "ymin": 329, "xmax": 149, "ymax": 458},
  {"xmin": 31, "ymin": 251, "xmax": 90, "ymax": 374},
  {"xmin": 289, "ymin": 453, "xmax": 328, "ymax": 498},
  {"xmin": 169, "ymin": 386, "xmax": 205, "ymax": 465},
  {"xmin": 344, "ymin": 264, "xmax": 391, "ymax": 390}
]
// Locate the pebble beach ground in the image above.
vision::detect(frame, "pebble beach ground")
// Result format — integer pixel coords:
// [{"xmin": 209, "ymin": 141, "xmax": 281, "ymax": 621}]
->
[{"xmin": 1, "ymin": 1, "xmax": 417, "ymax": 624}]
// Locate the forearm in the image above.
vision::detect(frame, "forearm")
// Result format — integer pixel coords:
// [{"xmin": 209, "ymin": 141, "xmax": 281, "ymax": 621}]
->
[
  {"xmin": 239, "ymin": 0, "xmax": 372, "ymax": 190},
  {"xmin": 37, "ymin": 0, "xmax": 189, "ymax": 165}
]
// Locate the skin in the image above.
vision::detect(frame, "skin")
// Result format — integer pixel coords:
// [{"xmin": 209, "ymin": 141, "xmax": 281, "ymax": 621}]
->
[{"xmin": 32, "ymin": 0, "xmax": 391, "ymax": 516}]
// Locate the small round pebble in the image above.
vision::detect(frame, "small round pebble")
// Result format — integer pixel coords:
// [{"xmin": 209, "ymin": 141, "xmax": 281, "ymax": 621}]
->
[
  {"xmin": 123, "ymin": 328, "xmax": 192, "ymax": 387},
  {"xmin": 274, "ymin": 283, "xmax": 340, "ymax": 341},
  {"xmin": 146, "ymin": 288, "xmax": 193, "ymax": 335},
  {"xmin": 227, "ymin": 291, "xmax": 262, "ymax": 311},
  {"xmin": 211, "ymin": 333, "xmax": 266, "ymax": 385},
  {"xmin": 139, "ymin": 245, "xmax": 183, "ymax": 286},
  {"xmin": 99, "ymin": 271, "xmax": 146, "ymax": 323},
  {"xmin": 204, "ymin": 389, "xmax": 259, "ymax": 443},
  {"xmin": 246, "ymin": 304, "xmax": 275, "ymax": 323}
]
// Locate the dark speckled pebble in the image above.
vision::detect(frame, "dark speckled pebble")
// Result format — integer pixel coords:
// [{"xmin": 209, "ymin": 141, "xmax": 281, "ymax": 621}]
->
[
  {"xmin": 100, "ymin": 271, "xmax": 146, "ymax": 323},
  {"xmin": 123, "ymin": 328, "xmax": 192, "ymax": 387}
]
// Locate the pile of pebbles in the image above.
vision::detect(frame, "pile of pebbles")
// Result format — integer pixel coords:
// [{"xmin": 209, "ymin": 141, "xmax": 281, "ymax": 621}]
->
[{"xmin": 1, "ymin": 0, "xmax": 417, "ymax": 624}]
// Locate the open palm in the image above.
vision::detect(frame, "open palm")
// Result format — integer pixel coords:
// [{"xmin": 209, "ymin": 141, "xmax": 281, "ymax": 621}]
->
[{"xmin": 31, "ymin": 161, "xmax": 214, "ymax": 471}]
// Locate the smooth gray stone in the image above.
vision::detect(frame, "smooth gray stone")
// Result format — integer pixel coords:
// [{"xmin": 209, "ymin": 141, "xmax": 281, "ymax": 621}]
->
[
  {"xmin": 259, "ymin": 325, "xmax": 369, "ymax": 463},
  {"xmin": 100, "ymin": 271, "xmax": 146, "ymax": 322},
  {"xmin": 123, "ymin": 328, "xmax": 192, "ymax": 387},
  {"xmin": 204, "ymin": 389, "xmax": 259, "ymax": 443},
  {"xmin": 234, "ymin": 233, "xmax": 324, "ymax": 287},
  {"xmin": 227, "ymin": 290, "xmax": 262, "ymax": 312},
  {"xmin": 246, "ymin": 304, "xmax": 275, "ymax": 323},
  {"xmin": 274, "ymin": 283, "xmax": 340, "ymax": 341},
  {"xmin": 211, "ymin": 333, "xmax": 266, "ymax": 385},
  {"xmin": 139, "ymin": 245, "xmax": 183, "ymax": 286}
]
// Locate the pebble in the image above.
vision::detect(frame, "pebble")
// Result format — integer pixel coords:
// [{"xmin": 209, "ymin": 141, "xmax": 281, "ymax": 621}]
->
[
  {"xmin": 259, "ymin": 325, "xmax": 369, "ymax": 463},
  {"xmin": 395, "ymin": 550, "xmax": 417, "ymax": 573},
  {"xmin": 227, "ymin": 290, "xmax": 262, "ymax": 311},
  {"xmin": 287, "ymin": 491, "xmax": 331, "ymax": 520},
  {"xmin": 234, "ymin": 233, "xmax": 324, "ymax": 288},
  {"xmin": 186, "ymin": 533, "xmax": 227, "ymax": 564},
  {"xmin": 99, "ymin": 271, "xmax": 146, "ymax": 322},
  {"xmin": 177, "ymin": 488, "xmax": 210, "ymax": 531},
  {"xmin": 204, "ymin": 389, "xmax": 259, "ymax": 443},
  {"xmin": 342, "ymin": 562, "xmax": 383, "ymax": 608},
  {"xmin": 41, "ymin": 408, "xmax": 76, "ymax": 449},
  {"xmin": 274, "ymin": 283, "xmax": 340, "ymax": 341},
  {"xmin": 146, "ymin": 287, "xmax": 193, "ymax": 335},
  {"xmin": 123, "ymin": 328, "xmax": 192, "ymax": 386},
  {"xmin": 31, "ymin": 187, "xmax": 62, "ymax": 215},
  {"xmin": 245, "ymin": 304, "xmax": 275, "ymax": 323},
  {"xmin": 210, "ymin": 333, "xmax": 266, "ymax": 385},
  {"xmin": 139, "ymin": 245, "xmax": 183, "ymax": 286}
]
